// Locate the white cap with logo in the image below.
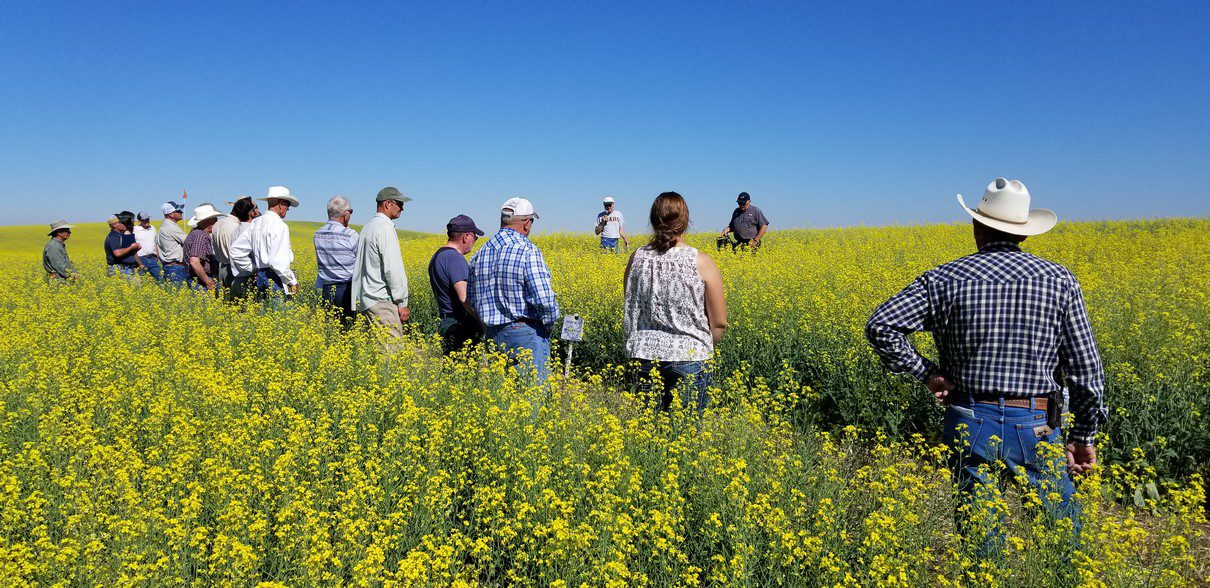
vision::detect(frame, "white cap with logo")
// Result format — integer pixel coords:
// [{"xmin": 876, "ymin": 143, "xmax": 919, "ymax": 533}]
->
[
  {"xmin": 603, "ymin": 196, "xmax": 615, "ymax": 204},
  {"xmin": 501, "ymin": 197, "xmax": 539, "ymax": 219}
]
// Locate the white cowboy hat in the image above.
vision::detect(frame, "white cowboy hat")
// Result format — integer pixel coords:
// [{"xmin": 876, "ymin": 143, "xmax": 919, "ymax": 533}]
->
[
  {"xmin": 257, "ymin": 185, "xmax": 300, "ymax": 207},
  {"xmin": 187, "ymin": 203, "xmax": 225, "ymax": 228},
  {"xmin": 956, "ymin": 178, "xmax": 1057, "ymax": 236}
]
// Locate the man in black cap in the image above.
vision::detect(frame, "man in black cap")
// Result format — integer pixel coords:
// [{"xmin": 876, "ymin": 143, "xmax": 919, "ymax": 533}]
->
[
  {"xmin": 428, "ymin": 214, "xmax": 485, "ymax": 354},
  {"xmin": 719, "ymin": 192, "xmax": 770, "ymax": 249},
  {"xmin": 104, "ymin": 211, "xmax": 143, "ymax": 280}
]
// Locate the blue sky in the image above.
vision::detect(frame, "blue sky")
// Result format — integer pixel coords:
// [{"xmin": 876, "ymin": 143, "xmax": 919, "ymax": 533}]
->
[{"xmin": 1, "ymin": 2, "xmax": 1207, "ymax": 233}]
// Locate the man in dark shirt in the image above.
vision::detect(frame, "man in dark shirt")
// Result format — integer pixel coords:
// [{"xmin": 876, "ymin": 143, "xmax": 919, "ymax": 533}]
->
[
  {"xmin": 104, "ymin": 213, "xmax": 142, "ymax": 278},
  {"xmin": 720, "ymin": 192, "xmax": 770, "ymax": 249},
  {"xmin": 428, "ymin": 214, "xmax": 484, "ymax": 354}
]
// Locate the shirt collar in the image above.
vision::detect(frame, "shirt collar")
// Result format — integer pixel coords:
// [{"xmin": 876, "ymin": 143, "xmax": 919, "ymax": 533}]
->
[
  {"xmin": 978, "ymin": 241, "xmax": 1022, "ymax": 253},
  {"xmin": 374, "ymin": 212, "xmax": 395, "ymax": 225}
]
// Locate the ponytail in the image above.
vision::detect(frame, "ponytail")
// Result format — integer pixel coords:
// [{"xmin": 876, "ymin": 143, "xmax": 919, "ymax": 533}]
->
[{"xmin": 648, "ymin": 192, "xmax": 689, "ymax": 253}]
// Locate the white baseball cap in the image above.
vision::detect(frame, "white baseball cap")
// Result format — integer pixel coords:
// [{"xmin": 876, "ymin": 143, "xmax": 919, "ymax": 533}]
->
[
  {"xmin": 161, "ymin": 201, "xmax": 185, "ymax": 216},
  {"xmin": 603, "ymin": 196, "xmax": 615, "ymax": 204},
  {"xmin": 501, "ymin": 197, "xmax": 539, "ymax": 219}
]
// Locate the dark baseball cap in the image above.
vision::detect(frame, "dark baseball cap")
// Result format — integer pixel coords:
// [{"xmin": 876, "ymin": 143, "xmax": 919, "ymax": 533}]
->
[
  {"xmin": 447, "ymin": 214, "xmax": 484, "ymax": 236},
  {"xmin": 737, "ymin": 192, "xmax": 751, "ymax": 203},
  {"xmin": 376, "ymin": 186, "xmax": 413, "ymax": 203}
]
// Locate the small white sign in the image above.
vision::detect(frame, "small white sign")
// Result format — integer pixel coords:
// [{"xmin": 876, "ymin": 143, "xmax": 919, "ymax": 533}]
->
[{"xmin": 561, "ymin": 315, "xmax": 584, "ymax": 342}]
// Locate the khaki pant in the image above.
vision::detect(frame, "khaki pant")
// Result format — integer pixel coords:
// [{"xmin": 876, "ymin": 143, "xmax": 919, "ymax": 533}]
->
[{"xmin": 362, "ymin": 301, "xmax": 404, "ymax": 338}]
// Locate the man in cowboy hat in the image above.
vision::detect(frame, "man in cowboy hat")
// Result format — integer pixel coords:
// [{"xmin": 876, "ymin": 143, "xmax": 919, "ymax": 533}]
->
[
  {"xmin": 250, "ymin": 186, "xmax": 301, "ymax": 308},
  {"xmin": 133, "ymin": 211, "xmax": 161, "ymax": 282},
  {"xmin": 865, "ymin": 177, "xmax": 1106, "ymax": 556},
  {"xmin": 719, "ymin": 192, "xmax": 769, "ymax": 250},
  {"xmin": 594, "ymin": 196, "xmax": 630, "ymax": 252},
  {"xmin": 156, "ymin": 201, "xmax": 189, "ymax": 286},
  {"xmin": 469, "ymin": 197, "xmax": 560, "ymax": 383},
  {"xmin": 43, "ymin": 220, "xmax": 77, "ymax": 282},
  {"xmin": 429, "ymin": 214, "xmax": 485, "ymax": 354},
  {"xmin": 351, "ymin": 187, "xmax": 412, "ymax": 338},
  {"xmin": 183, "ymin": 203, "xmax": 224, "ymax": 292}
]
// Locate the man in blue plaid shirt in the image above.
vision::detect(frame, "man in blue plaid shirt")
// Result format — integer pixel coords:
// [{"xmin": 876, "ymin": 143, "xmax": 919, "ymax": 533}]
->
[
  {"xmin": 866, "ymin": 178, "xmax": 1106, "ymax": 555},
  {"xmin": 469, "ymin": 197, "xmax": 560, "ymax": 382}
]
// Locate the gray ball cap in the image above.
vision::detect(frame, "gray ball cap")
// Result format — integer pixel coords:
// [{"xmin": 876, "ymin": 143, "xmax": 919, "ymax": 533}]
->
[{"xmin": 376, "ymin": 187, "xmax": 413, "ymax": 203}]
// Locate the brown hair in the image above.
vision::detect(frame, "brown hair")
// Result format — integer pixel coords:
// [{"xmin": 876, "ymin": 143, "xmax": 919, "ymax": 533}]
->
[{"xmin": 648, "ymin": 191, "xmax": 689, "ymax": 253}]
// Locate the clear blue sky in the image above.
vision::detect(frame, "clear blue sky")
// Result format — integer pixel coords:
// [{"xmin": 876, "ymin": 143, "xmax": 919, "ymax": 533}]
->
[{"xmin": 1, "ymin": 2, "xmax": 1207, "ymax": 233}]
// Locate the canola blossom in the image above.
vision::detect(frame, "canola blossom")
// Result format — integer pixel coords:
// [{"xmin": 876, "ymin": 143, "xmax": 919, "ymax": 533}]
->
[{"xmin": 0, "ymin": 219, "xmax": 1206, "ymax": 586}]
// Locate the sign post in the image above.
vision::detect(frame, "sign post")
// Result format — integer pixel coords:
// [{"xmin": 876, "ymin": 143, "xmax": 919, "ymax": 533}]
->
[{"xmin": 560, "ymin": 315, "xmax": 584, "ymax": 378}]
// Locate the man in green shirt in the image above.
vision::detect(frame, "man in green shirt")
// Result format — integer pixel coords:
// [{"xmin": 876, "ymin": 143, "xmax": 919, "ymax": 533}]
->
[{"xmin": 43, "ymin": 220, "xmax": 77, "ymax": 282}]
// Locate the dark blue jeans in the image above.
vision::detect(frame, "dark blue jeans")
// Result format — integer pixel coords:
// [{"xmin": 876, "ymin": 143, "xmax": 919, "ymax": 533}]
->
[
  {"xmin": 256, "ymin": 269, "xmax": 289, "ymax": 311},
  {"xmin": 600, "ymin": 237, "xmax": 619, "ymax": 251},
  {"xmin": 944, "ymin": 400, "xmax": 1080, "ymax": 558},
  {"xmin": 486, "ymin": 322, "xmax": 550, "ymax": 383},
  {"xmin": 319, "ymin": 281, "xmax": 354, "ymax": 324},
  {"xmin": 161, "ymin": 263, "xmax": 188, "ymax": 287},
  {"xmin": 138, "ymin": 255, "xmax": 162, "ymax": 282},
  {"xmin": 636, "ymin": 359, "xmax": 712, "ymax": 414}
]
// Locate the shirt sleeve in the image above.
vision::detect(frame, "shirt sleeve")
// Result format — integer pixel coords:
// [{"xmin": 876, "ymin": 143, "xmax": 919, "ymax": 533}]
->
[
  {"xmin": 865, "ymin": 275, "xmax": 938, "ymax": 382},
  {"xmin": 1059, "ymin": 280, "xmax": 1107, "ymax": 445},
  {"xmin": 380, "ymin": 225, "xmax": 408, "ymax": 306},
  {"xmin": 446, "ymin": 251, "xmax": 469, "ymax": 284},
  {"xmin": 269, "ymin": 221, "xmax": 297, "ymax": 286},
  {"xmin": 523, "ymin": 246, "xmax": 560, "ymax": 326},
  {"xmin": 756, "ymin": 208, "xmax": 769, "ymax": 226},
  {"xmin": 230, "ymin": 229, "xmax": 254, "ymax": 275}
]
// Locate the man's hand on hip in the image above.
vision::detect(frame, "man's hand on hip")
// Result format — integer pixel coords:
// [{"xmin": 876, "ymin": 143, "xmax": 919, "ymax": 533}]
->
[
  {"xmin": 926, "ymin": 373, "xmax": 957, "ymax": 403},
  {"xmin": 1066, "ymin": 443, "xmax": 1097, "ymax": 476}
]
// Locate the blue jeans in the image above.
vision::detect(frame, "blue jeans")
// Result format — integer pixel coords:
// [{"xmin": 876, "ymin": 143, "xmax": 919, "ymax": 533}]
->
[
  {"xmin": 600, "ymin": 237, "xmax": 619, "ymax": 251},
  {"xmin": 319, "ymin": 281, "xmax": 354, "ymax": 324},
  {"xmin": 107, "ymin": 264, "xmax": 137, "ymax": 277},
  {"xmin": 486, "ymin": 322, "xmax": 551, "ymax": 383},
  {"xmin": 636, "ymin": 359, "xmax": 712, "ymax": 414},
  {"xmin": 161, "ymin": 263, "xmax": 188, "ymax": 287},
  {"xmin": 138, "ymin": 255, "xmax": 162, "ymax": 282},
  {"xmin": 944, "ymin": 401, "xmax": 1080, "ymax": 558},
  {"xmin": 256, "ymin": 269, "xmax": 289, "ymax": 310}
]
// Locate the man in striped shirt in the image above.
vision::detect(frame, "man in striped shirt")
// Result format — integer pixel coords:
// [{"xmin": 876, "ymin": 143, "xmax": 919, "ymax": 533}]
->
[
  {"xmin": 314, "ymin": 196, "xmax": 359, "ymax": 325},
  {"xmin": 866, "ymin": 178, "xmax": 1106, "ymax": 555},
  {"xmin": 469, "ymin": 197, "xmax": 560, "ymax": 383}
]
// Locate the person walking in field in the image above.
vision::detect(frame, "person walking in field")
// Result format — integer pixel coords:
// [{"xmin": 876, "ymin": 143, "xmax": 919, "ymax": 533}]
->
[
  {"xmin": 43, "ymin": 220, "xmax": 77, "ymax": 283},
  {"xmin": 594, "ymin": 196, "xmax": 630, "ymax": 252},
  {"xmin": 718, "ymin": 192, "xmax": 769, "ymax": 249},
  {"xmin": 156, "ymin": 201, "xmax": 189, "ymax": 286},
  {"xmin": 133, "ymin": 211, "xmax": 161, "ymax": 282},
  {"xmin": 624, "ymin": 192, "xmax": 727, "ymax": 413},
  {"xmin": 865, "ymin": 177, "xmax": 1106, "ymax": 557},
  {"xmin": 225, "ymin": 197, "xmax": 261, "ymax": 301},
  {"xmin": 351, "ymin": 187, "xmax": 412, "ymax": 338},
  {"xmin": 250, "ymin": 186, "xmax": 301, "ymax": 308},
  {"xmin": 428, "ymin": 214, "xmax": 485, "ymax": 354},
  {"xmin": 469, "ymin": 197, "xmax": 560, "ymax": 383},
  {"xmin": 314, "ymin": 196, "xmax": 359, "ymax": 324},
  {"xmin": 183, "ymin": 203, "xmax": 224, "ymax": 292},
  {"xmin": 210, "ymin": 197, "xmax": 246, "ymax": 291},
  {"xmin": 104, "ymin": 213, "xmax": 142, "ymax": 280}
]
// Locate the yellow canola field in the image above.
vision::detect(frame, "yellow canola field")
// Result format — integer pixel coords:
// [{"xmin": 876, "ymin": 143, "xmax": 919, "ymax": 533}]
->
[{"xmin": 0, "ymin": 219, "xmax": 1206, "ymax": 586}]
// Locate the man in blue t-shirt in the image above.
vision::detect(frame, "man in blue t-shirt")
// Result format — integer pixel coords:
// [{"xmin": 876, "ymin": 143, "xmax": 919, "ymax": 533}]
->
[
  {"xmin": 104, "ymin": 212, "xmax": 142, "ymax": 278},
  {"xmin": 428, "ymin": 214, "xmax": 485, "ymax": 354}
]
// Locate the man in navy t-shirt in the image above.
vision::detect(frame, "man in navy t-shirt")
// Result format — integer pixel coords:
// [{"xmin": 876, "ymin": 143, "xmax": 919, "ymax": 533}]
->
[
  {"xmin": 428, "ymin": 214, "xmax": 485, "ymax": 354},
  {"xmin": 104, "ymin": 212, "xmax": 142, "ymax": 277}
]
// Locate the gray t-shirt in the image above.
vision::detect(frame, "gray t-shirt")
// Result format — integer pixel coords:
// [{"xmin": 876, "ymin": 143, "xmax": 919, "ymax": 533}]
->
[{"xmin": 729, "ymin": 205, "xmax": 769, "ymax": 240}]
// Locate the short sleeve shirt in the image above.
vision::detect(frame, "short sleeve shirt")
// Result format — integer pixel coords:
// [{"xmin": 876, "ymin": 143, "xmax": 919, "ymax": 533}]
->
[
  {"xmin": 183, "ymin": 229, "xmax": 216, "ymax": 278},
  {"xmin": 729, "ymin": 205, "xmax": 769, "ymax": 240},
  {"xmin": 597, "ymin": 209, "xmax": 625, "ymax": 238},
  {"xmin": 105, "ymin": 231, "xmax": 139, "ymax": 266},
  {"xmin": 428, "ymin": 246, "xmax": 470, "ymax": 319}
]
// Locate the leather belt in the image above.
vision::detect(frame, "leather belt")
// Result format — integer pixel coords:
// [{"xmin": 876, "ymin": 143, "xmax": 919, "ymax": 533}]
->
[{"xmin": 972, "ymin": 397, "xmax": 1048, "ymax": 411}]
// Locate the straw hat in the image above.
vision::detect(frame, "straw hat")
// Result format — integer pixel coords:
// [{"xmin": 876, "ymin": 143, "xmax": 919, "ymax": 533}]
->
[
  {"xmin": 187, "ymin": 203, "xmax": 225, "ymax": 228},
  {"xmin": 258, "ymin": 186, "xmax": 299, "ymax": 207},
  {"xmin": 956, "ymin": 178, "xmax": 1057, "ymax": 236}
]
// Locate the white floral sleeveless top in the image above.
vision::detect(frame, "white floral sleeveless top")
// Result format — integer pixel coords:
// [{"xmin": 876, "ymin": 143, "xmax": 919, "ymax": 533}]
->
[{"xmin": 624, "ymin": 245, "xmax": 714, "ymax": 362}]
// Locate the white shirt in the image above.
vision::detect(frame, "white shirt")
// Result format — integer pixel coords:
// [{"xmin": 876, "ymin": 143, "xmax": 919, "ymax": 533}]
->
[
  {"xmin": 596, "ymin": 209, "xmax": 625, "ymax": 239},
  {"xmin": 249, "ymin": 210, "xmax": 297, "ymax": 286},
  {"xmin": 227, "ymin": 222, "xmax": 256, "ymax": 278},
  {"xmin": 210, "ymin": 214, "xmax": 241, "ymax": 268},
  {"xmin": 351, "ymin": 212, "xmax": 408, "ymax": 310},
  {"xmin": 132, "ymin": 224, "xmax": 157, "ymax": 257}
]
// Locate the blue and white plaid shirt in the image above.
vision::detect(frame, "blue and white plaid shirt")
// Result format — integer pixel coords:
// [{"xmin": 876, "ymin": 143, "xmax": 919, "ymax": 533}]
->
[
  {"xmin": 866, "ymin": 241, "xmax": 1107, "ymax": 445},
  {"xmin": 469, "ymin": 227, "xmax": 560, "ymax": 328},
  {"xmin": 313, "ymin": 221, "xmax": 359, "ymax": 286}
]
